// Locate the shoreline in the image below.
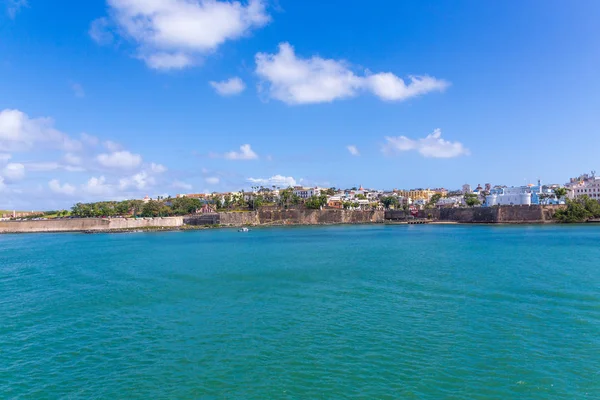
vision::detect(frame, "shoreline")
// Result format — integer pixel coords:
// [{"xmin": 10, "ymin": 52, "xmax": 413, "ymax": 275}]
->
[{"xmin": 1, "ymin": 219, "xmax": 593, "ymax": 235}]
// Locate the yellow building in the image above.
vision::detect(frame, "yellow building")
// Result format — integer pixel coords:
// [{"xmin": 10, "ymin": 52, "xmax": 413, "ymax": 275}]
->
[{"xmin": 394, "ymin": 189, "xmax": 437, "ymax": 201}]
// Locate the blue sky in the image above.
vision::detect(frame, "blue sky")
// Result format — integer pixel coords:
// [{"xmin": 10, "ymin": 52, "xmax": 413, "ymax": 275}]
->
[{"xmin": 1, "ymin": 0, "xmax": 599, "ymax": 209}]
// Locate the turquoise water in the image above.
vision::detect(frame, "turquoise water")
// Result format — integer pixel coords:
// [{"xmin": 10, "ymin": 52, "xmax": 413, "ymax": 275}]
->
[{"xmin": 1, "ymin": 225, "xmax": 599, "ymax": 399}]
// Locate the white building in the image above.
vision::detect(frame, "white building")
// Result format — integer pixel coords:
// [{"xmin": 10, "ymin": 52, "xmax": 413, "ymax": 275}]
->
[
  {"xmin": 436, "ymin": 196, "xmax": 464, "ymax": 208},
  {"xmin": 571, "ymin": 177, "xmax": 600, "ymax": 200},
  {"xmin": 293, "ymin": 187, "xmax": 322, "ymax": 199},
  {"xmin": 462, "ymin": 184, "xmax": 472, "ymax": 194},
  {"xmin": 486, "ymin": 187, "xmax": 532, "ymax": 206}
]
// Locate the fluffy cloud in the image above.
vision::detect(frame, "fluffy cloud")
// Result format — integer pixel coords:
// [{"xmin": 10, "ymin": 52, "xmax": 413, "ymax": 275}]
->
[
  {"xmin": 247, "ymin": 175, "xmax": 297, "ymax": 187},
  {"xmin": 81, "ymin": 133, "xmax": 99, "ymax": 146},
  {"xmin": 97, "ymin": 151, "xmax": 142, "ymax": 169},
  {"xmin": 150, "ymin": 163, "xmax": 167, "ymax": 173},
  {"xmin": 173, "ymin": 181, "xmax": 193, "ymax": 191},
  {"xmin": 141, "ymin": 52, "xmax": 192, "ymax": 70},
  {"xmin": 205, "ymin": 176, "xmax": 220, "ymax": 185},
  {"xmin": 347, "ymin": 145, "xmax": 360, "ymax": 156},
  {"xmin": 91, "ymin": 0, "xmax": 270, "ymax": 70},
  {"xmin": 224, "ymin": 144, "xmax": 258, "ymax": 160},
  {"xmin": 0, "ymin": 109, "xmax": 82, "ymax": 152},
  {"xmin": 0, "ymin": 109, "xmax": 171, "ymax": 206},
  {"xmin": 103, "ymin": 140, "xmax": 122, "ymax": 152},
  {"xmin": 119, "ymin": 171, "xmax": 155, "ymax": 190},
  {"xmin": 88, "ymin": 17, "xmax": 114, "ymax": 45},
  {"xmin": 383, "ymin": 129, "xmax": 470, "ymax": 158},
  {"xmin": 83, "ymin": 176, "xmax": 113, "ymax": 196},
  {"xmin": 255, "ymin": 43, "xmax": 449, "ymax": 105},
  {"xmin": 23, "ymin": 162, "xmax": 85, "ymax": 173},
  {"xmin": 2, "ymin": 163, "xmax": 25, "ymax": 182},
  {"xmin": 48, "ymin": 179, "xmax": 76, "ymax": 196},
  {"xmin": 210, "ymin": 77, "xmax": 246, "ymax": 96},
  {"xmin": 63, "ymin": 153, "xmax": 82, "ymax": 166}
]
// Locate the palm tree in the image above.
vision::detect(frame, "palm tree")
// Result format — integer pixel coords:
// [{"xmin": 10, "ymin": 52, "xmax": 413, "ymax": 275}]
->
[{"xmin": 554, "ymin": 187, "xmax": 568, "ymax": 202}]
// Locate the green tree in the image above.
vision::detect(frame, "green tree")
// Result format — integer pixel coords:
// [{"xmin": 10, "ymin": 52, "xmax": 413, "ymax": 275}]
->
[
  {"xmin": 381, "ymin": 196, "xmax": 399, "ymax": 209},
  {"xmin": 141, "ymin": 200, "xmax": 162, "ymax": 217},
  {"xmin": 171, "ymin": 197, "xmax": 202, "ymax": 215},
  {"xmin": 553, "ymin": 187, "xmax": 568, "ymax": 200},
  {"xmin": 464, "ymin": 193, "xmax": 481, "ymax": 207},
  {"xmin": 305, "ymin": 194, "xmax": 327, "ymax": 209}
]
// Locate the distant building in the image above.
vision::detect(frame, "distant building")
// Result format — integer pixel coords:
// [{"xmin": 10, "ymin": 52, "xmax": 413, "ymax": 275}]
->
[
  {"xmin": 293, "ymin": 187, "xmax": 322, "ymax": 199},
  {"xmin": 395, "ymin": 189, "xmax": 436, "ymax": 201},
  {"xmin": 436, "ymin": 196, "xmax": 464, "ymax": 208},
  {"xmin": 565, "ymin": 171, "xmax": 600, "ymax": 200},
  {"xmin": 486, "ymin": 187, "xmax": 532, "ymax": 206},
  {"xmin": 462, "ymin": 184, "xmax": 472, "ymax": 194},
  {"xmin": 327, "ymin": 196, "xmax": 343, "ymax": 209},
  {"xmin": 570, "ymin": 178, "xmax": 600, "ymax": 200}
]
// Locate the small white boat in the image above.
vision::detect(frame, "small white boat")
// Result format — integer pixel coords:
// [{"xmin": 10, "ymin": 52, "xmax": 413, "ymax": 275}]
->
[{"xmin": 238, "ymin": 227, "xmax": 250, "ymax": 232}]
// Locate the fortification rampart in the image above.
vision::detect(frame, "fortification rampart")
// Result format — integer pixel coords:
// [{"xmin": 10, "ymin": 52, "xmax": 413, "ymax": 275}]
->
[
  {"xmin": 218, "ymin": 210, "xmax": 384, "ymax": 226},
  {"xmin": 0, "ymin": 217, "xmax": 184, "ymax": 233},
  {"xmin": 0, "ymin": 206, "xmax": 567, "ymax": 233},
  {"xmin": 410, "ymin": 205, "xmax": 564, "ymax": 224}
]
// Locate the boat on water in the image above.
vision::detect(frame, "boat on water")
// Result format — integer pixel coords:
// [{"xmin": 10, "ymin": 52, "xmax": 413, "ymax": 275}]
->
[{"xmin": 238, "ymin": 227, "xmax": 250, "ymax": 232}]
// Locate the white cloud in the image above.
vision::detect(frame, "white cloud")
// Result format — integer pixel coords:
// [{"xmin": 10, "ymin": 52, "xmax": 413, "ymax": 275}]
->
[
  {"xmin": 172, "ymin": 181, "xmax": 193, "ymax": 191},
  {"xmin": 103, "ymin": 140, "xmax": 122, "ymax": 152},
  {"xmin": 23, "ymin": 162, "xmax": 85, "ymax": 173},
  {"xmin": 2, "ymin": 163, "xmax": 25, "ymax": 182},
  {"xmin": 63, "ymin": 153, "xmax": 82, "ymax": 166},
  {"xmin": 81, "ymin": 133, "xmax": 99, "ymax": 146},
  {"xmin": 92, "ymin": 0, "xmax": 271, "ymax": 70},
  {"xmin": 383, "ymin": 129, "xmax": 470, "ymax": 158},
  {"xmin": 119, "ymin": 171, "xmax": 155, "ymax": 190},
  {"xmin": 48, "ymin": 179, "xmax": 76, "ymax": 196},
  {"xmin": 141, "ymin": 52, "xmax": 193, "ymax": 70},
  {"xmin": 150, "ymin": 163, "xmax": 167, "ymax": 173},
  {"xmin": 205, "ymin": 176, "xmax": 220, "ymax": 185},
  {"xmin": 366, "ymin": 73, "xmax": 449, "ymax": 101},
  {"xmin": 0, "ymin": 109, "xmax": 82, "ymax": 152},
  {"xmin": 88, "ymin": 17, "xmax": 114, "ymax": 45},
  {"xmin": 71, "ymin": 83, "xmax": 85, "ymax": 98},
  {"xmin": 247, "ymin": 174, "xmax": 297, "ymax": 187},
  {"xmin": 83, "ymin": 176, "xmax": 113, "ymax": 196},
  {"xmin": 347, "ymin": 145, "xmax": 360, "ymax": 156},
  {"xmin": 7, "ymin": 0, "xmax": 27, "ymax": 19},
  {"xmin": 255, "ymin": 43, "xmax": 449, "ymax": 105},
  {"xmin": 224, "ymin": 144, "xmax": 258, "ymax": 160},
  {"xmin": 210, "ymin": 77, "xmax": 246, "ymax": 96},
  {"xmin": 97, "ymin": 151, "xmax": 142, "ymax": 169},
  {"xmin": 0, "ymin": 153, "xmax": 11, "ymax": 163}
]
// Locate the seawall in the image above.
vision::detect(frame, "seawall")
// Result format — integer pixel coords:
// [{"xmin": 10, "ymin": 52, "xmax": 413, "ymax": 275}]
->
[
  {"xmin": 0, "ymin": 206, "xmax": 567, "ymax": 233},
  {"xmin": 0, "ymin": 217, "xmax": 184, "ymax": 233},
  {"xmin": 214, "ymin": 209, "xmax": 384, "ymax": 226},
  {"xmin": 385, "ymin": 205, "xmax": 564, "ymax": 224}
]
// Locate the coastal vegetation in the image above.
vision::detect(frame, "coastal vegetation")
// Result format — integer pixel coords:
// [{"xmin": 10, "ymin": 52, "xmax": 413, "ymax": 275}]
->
[
  {"xmin": 304, "ymin": 194, "xmax": 328, "ymax": 210},
  {"xmin": 554, "ymin": 195, "xmax": 600, "ymax": 223},
  {"xmin": 464, "ymin": 193, "xmax": 481, "ymax": 207},
  {"xmin": 381, "ymin": 196, "xmax": 399, "ymax": 209}
]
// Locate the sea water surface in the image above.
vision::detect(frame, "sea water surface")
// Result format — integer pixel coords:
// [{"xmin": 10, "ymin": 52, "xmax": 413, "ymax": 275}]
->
[{"xmin": 1, "ymin": 225, "xmax": 599, "ymax": 399}]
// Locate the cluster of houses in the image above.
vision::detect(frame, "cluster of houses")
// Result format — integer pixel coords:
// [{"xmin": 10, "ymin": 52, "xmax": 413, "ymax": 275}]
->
[{"xmin": 171, "ymin": 171, "xmax": 599, "ymax": 212}]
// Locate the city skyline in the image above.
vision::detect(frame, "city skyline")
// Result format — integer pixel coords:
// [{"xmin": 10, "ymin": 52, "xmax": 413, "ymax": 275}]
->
[{"xmin": 1, "ymin": 0, "xmax": 600, "ymax": 209}]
